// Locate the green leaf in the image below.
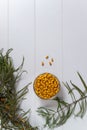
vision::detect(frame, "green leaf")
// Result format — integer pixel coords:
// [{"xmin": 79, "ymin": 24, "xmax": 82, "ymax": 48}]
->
[
  {"xmin": 63, "ymin": 82, "xmax": 76, "ymax": 101},
  {"xmin": 70, "ymin": 81, "xmax": 85, "ymax": 97},
  {"xmin": 77, "ymin": 72, "xmax": 87, "ymax": 92},
  {"xmin": 0, "ymin": 48, "xmax": 37, "ymax": 130}
]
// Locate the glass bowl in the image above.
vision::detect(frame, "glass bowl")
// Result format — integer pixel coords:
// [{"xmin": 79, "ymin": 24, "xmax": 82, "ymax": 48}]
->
[{"xmin": 33, "ymin": 72, "xmax": 60, "ymax": 100}]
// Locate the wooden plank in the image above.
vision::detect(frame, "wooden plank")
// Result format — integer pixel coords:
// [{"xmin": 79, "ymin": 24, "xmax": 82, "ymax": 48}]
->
[
  {"xmin": 0, "ymin": 0, "xmax": 8, "ymax": 50},
  {"xmin": 63, "ymin": 0, "xmax": 87, "ymax": 130},
  {"xmin": 9, "ymin": 0, "xmax": 35, "ymax": 81},
  {"xmin": 8, "ymin": 0, "xmax": 42, "ymax": 127},
  {"xmin": 35, "ymin": 0, "xmax": 62, "ymax": 81},
  {"xmin": 63, "ymin": 0, "xmax": 87, "ymax": 81},
  {"xmin": 35, "ymin": 0, "xmax": 63, "ymax": 129},
  {"xmin": 8, "ymin": 0, "xmax": 36, "ymax": 124}
]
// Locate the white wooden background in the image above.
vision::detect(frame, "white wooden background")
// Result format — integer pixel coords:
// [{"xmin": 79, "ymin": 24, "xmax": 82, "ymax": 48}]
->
[{"xmin": 0, "ymin": 0, "xmax": 87, "ymax": 130}]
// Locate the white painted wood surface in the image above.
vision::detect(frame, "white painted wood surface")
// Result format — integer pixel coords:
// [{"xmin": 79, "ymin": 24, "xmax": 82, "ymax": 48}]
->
[
  {"xmin": 0, "ymin": 0, "xmax": 87, "ymax": 129},
  {"xmin": 0, "ymin": 0, "xmax": 8, "ymax": 50}
]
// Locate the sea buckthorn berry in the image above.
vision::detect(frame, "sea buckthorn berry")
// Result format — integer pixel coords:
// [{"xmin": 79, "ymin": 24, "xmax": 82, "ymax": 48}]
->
[
  {"xmin": 33, "ymin": 73, "xmax": 60, "ymax": 99},
  {"xmin": 51, "ymin": 58, "xmax": 54, "ymax": 62},
  {"xmin": 49, "ymin": 62, "xmax": 52, "ymax": 66},
  {"xmin": 45, "ymin": 56, "xmax": 49, "ymax": 59},
  {"xmin": 41, "ymin": 62, "xmax": 44, "ymax": 66}
]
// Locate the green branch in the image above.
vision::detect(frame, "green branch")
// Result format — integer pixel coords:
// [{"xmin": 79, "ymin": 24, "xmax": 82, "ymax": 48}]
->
[
  {"xmin": 37, "ymin": 72, "xmax": 87, "ymax": 129},
  {"xmin": 0, "ymin": 48, "xmax": 38, "ymax": 130}
]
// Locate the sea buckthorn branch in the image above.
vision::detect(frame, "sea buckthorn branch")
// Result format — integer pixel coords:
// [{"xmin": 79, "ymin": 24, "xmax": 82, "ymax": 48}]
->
[
  {"xmin": 0, "ymin": 49, "xmax": 38, "ymax": 130},
  {"xmin": 37, "ymin": 72, "xmax": 87, "ymax": 129}
]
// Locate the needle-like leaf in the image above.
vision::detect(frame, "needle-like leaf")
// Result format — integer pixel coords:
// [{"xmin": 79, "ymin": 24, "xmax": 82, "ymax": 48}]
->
[{"xmin": 0, "ymin": 48, "xmax": 38, "ymax": 130}]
